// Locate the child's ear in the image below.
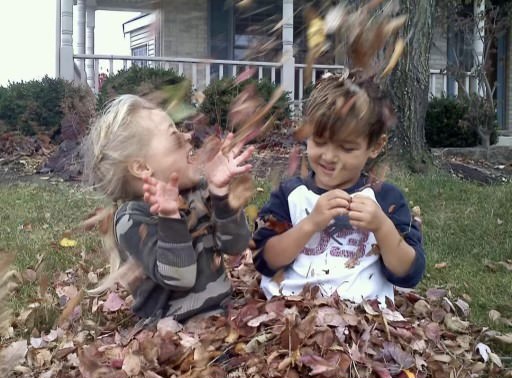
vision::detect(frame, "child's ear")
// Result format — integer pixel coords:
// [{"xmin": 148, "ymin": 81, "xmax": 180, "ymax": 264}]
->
[
  {"xmin": 128, "ymin": 159, "xmax": 152, "ymax": 179},
  {"xmin": 369, "ymin": 134, "xmax": 387, "ymax": 158}
]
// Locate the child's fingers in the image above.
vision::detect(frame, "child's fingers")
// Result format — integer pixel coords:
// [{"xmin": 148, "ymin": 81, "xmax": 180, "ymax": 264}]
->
[
  {"xmin": 150, "ymin": 204, "xmax": 160, "ymax": 215},
  {"xmin": 143, "ymin": 184, "xmax": 157, "ymax": 196},
  {"xmin": 327, "ymin": 198, "xmax": 350, "ymax": 209},
  {"xmin": 234, "ymin": 145, "xmax": 255, "ymax": 164},
  {"xmin": 233, "ymin": 163, "xmax": 253, "ymax": 175}
]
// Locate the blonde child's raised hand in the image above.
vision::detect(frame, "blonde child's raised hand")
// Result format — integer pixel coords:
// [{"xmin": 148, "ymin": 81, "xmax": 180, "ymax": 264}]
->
[
  {"xmin": 306, "ymin": 189, "xmax": 351, "ymax": 232},
  {"xmin": 204, "ymin": 133, "xmax": 255, "ymax": 196},
  {"xmin": 143, "ymin": 174, "xmax": 181, "ymax": 218},
  {"xmin": 348, "ymin": 195, "xmax": 387, "ymax": 232}
]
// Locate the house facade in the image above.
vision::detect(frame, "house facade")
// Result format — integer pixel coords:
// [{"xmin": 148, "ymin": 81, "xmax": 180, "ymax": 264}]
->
[{"xmin": 57, "ymin": 0, "xmax": 511, "ymax": 130}]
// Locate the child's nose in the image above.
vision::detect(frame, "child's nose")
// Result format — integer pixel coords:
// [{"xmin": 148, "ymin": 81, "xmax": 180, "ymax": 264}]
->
[
  {"xmin": 321, "ymin": 145, "xmax": 338, "ymax": 161},
  {"xmin": 183, "ymin": 132, "xmax": 193, "ymax": 142}
]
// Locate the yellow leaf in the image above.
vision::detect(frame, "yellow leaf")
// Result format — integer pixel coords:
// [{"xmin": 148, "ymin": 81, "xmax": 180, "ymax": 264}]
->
[
  {"xmin": 402, "ymin": 369, "xmax": 415, "ymax": 378},
  {"xmin": 381, "ymin": 38, "xmax": 405, "ymax": 77},
  {"xmin": 307, "ymin": 17, "xmax": 326, "ymax": 50},
  {"xmin": 59, "ymin": 238, "xmax": 77, "ymax": 247},
  {"xmin": 245, "ymin": 205, "xmax": 259, "ymax": 224}
]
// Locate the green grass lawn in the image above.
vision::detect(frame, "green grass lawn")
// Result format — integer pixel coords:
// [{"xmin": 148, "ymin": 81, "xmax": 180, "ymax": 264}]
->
[{"xmin": 0, "ymin": 171, "xmax": 511, "ymax": 347}]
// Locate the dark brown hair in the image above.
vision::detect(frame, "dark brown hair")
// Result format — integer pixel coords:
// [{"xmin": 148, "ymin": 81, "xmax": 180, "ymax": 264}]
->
[{"xmin": 304, "ymin": 72, "xmax": 397, "ymax": 147}]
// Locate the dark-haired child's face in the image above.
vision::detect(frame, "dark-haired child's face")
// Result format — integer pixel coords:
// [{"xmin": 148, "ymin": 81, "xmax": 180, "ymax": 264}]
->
[{"xmin": 306, "ymin": 132, "xmax": 384, "ymax": 190}]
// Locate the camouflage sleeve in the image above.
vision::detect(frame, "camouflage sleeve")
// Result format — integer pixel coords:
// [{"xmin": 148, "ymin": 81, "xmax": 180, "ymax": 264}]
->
[
  {"xmin": 210, "ymin": 193, "xmax": 250, "ymax": 256},
  {"xmin": 115, "ymin": 202, "xmax": 198, "ymax": 291}
]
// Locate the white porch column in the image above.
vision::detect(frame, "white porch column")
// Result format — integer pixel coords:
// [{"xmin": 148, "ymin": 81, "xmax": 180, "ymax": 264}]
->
[
  {"xmin": 472, "ymin": 0, "xmax": 485, "ymax": 95},
  {"xmin": 86, "ymin": 7, "xmax": 96, "ymax": 91},
  {"xmin": 282, "ymin": 0, "xmax": 295, "ymax": 105},
  {"xmin": 77, "ymin": 0, "xmax": 86, "ymax": 82},
  {"xmin": 60, "ymin": 0, "xmax": 74, "ymax": 81}
]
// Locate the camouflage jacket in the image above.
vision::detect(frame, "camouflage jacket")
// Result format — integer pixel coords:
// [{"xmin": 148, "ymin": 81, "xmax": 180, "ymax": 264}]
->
[{"xmin": 114, "ymin": 181, "xmax": 250, "ymax": 321}]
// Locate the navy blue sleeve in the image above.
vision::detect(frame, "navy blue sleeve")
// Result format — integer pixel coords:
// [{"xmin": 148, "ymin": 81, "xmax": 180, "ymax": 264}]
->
[
  {"xmin": 251, "ymin": 181, "xmax": 294, "ymax": 277},
  {"xmin": 375, "ymin": 183, "xmax": 425, "ymax": 288}
]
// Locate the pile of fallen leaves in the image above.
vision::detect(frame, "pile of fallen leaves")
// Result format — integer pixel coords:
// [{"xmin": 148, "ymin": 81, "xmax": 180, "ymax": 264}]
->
[{"xmin": 1, "ymin": 251, "xmax": 511, "ymax": 378}]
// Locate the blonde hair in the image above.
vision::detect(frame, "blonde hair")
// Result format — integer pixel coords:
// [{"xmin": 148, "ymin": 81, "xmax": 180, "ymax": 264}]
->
[
  {"xmin": 82, "ymin": 94, "xmax": 158, "ymax": 296},
  {"xmin": 82, "ymin": 94, "xmax": 158, "ymax": 202}
]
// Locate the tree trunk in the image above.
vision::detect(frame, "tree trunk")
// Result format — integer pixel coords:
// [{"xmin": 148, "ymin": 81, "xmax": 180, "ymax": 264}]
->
[{"xmin": 388, "ymin": 0, "xmax": 435, "ymax": 171}]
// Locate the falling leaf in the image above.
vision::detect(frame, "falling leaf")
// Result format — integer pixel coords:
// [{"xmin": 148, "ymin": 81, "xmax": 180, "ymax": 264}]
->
[
  {"xmin": 58, "ymin": 289, "xmax": 83, "ymax": 326},
  {"xmin": 286, "ymin": 145, "xmax": 301, "ymax": 176},
  {"xmin": 245, "ymin": 204, "xmax": 259, "ymax": 225},
  {"xmin": 228, "ymin": 174, "xmax": 254, "ymax": 210},
  {"xmin": 59, "ymin": 237, "xmax": 77, "ymax": 248},
  {"xmin": 234, "ymin": 67, "xmax": 256, "ymax": 84},
  {"xmin": 381, "ymin": 38, "xmax": 405, "ymax": 77}
]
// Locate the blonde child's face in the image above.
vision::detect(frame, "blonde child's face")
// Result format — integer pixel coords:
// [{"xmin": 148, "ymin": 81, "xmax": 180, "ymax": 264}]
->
[
  {"xmin": 306, "ymin": 132, "xmax": 384, "ymax": 190},
  {"xmin": 143, "ymin": 109, "xmax": 201, "ymax": 189}
]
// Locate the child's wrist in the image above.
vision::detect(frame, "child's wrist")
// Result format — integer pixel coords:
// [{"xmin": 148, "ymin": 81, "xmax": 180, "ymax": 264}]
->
[{"xmin": 208, "ymin": 183, "xmax": 229, "ymax": 196}]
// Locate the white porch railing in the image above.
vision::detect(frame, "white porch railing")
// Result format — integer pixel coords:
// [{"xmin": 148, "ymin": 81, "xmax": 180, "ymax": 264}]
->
[
  {"xmin": 74, "ymin": 54, "xmax": 472, "ymax": 105},
  {"xmin": 429, "ymin": 69, "xmax": 473, "ymax": 98},
  {"xmin": 73, "ymin": 54, "xmax": 282, "ymax": 93}
]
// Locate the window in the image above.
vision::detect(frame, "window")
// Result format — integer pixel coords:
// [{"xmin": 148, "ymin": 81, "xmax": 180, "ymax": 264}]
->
[{"xmin": 132, "ymin": 45, "xmax": 148, "ymax": 67}]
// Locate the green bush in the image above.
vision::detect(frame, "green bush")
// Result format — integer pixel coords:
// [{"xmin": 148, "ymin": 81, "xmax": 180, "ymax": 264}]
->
[
  {"xmin": 199, "ymin": 77, "xmax": 291, "ymax": 130},
  {"xmin": 97, "ymin": 65, "xmax": 188, "ymax": 111},
  {"xmin": 0, "ymin": 76, "xmax": 95, "ymax": 138},
  {"xmin": 425, "ymin": 95, "xmax": 497, "ymax": 148}
]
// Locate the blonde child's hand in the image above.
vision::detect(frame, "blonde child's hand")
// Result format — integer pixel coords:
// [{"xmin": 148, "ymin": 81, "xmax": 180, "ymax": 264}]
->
[
  {"xmin": 205, "ymin": 133, "xmax": 255, "ymax": 196},
  {"xmin": 143, "ymin": 174, "xmax": 181, "ymax": 218},
  {"xmin": 348, "ymin": 195, "xmax": 388, "ymax": 232},
  {"xmin": 306, "ymin": 189, "xmax": 351, "ymax": 232}
]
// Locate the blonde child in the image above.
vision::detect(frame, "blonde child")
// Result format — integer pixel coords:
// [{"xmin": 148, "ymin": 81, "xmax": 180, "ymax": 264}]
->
[
  {"xmin": 82, "ymin": 94, "xmax": 254, "ymax": 322},
  {"xmin": 252, "ymin": 74, "xmax": 425, "ymax": 305}
]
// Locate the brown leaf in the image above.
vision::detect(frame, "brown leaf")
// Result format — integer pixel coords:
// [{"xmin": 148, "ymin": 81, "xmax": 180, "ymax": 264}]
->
[
  {"xmin": 102, "ymin": 292, "xmax": 125, "ymax": 312},
  {"xmin": 228, "ymin": 174, "xmax": 254, "ymax": 210},
  {"xmin": 58, "ymin": 289, "xmax": 83, "ymax": 327},
  {"xmin": 434, "ymin": 262, "xmax": 448, "ymax": 269}
]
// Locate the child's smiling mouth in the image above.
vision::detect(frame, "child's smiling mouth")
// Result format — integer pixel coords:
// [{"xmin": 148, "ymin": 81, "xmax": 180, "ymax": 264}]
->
[{"xmin": 319, "ymin": 163, "xmax": 336, "ymax": 174}]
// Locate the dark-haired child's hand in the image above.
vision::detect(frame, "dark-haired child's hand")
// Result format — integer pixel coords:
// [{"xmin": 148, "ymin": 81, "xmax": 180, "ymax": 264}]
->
[
  {"xmin": 205, "ymin": 133, "xmax": 255, "ymax": 196},
  {"xmin": 143, "ymin": 174, "xmax": 181, "ymax": 218},
  {"xmin": 306, "ymin": 189, "xmax": 351, "ymax": 232},
  {"xmin": 348, "ymin": 195, "xmax": 388, "ymax": 232}
]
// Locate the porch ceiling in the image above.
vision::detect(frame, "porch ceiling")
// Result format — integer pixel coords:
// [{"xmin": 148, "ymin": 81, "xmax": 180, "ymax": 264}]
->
[{"xmin": 92, "ymin": 0, "xmax": 160, "ymax": 12}]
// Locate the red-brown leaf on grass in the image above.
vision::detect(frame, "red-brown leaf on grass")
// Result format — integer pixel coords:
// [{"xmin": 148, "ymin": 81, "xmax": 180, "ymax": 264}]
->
[
  {"xmin": 102, "ymin": 292, "xmax": 125, "ymax": 312},
  {"xmin": 426, "ymin": 288, "xmax": 447, "ymax": 301}
]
